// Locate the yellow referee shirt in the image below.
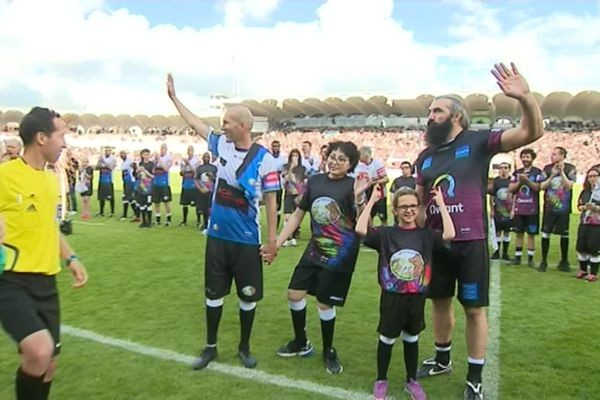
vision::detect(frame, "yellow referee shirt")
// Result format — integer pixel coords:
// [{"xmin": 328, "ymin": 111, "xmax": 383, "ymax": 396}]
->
[{"xmin": 0, "ymin": 158, "xmax": 61, "ymax": 275}]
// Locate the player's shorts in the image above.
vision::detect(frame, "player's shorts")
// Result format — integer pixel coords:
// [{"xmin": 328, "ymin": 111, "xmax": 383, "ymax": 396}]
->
[
  {"xmin": 283, "ymin": 194, "xmax": 300, "ymax": 214},
  {"xmin": 370, "ymin": 197, "xmax": 388, "ymax": 221},
  {"xmin": 204, "ymin": 236, "xmax": 263, "ymax": 302},
  {"xmin": 98, "ymin": 183, "xmax": 114, "ymax": 201},
  {"xmin": 288, "ymin": 261, "xmax": 354, "ymax": 307},
  {"xmin": 79, "ymin": 188, "xmax": 93, "ymax": 197},
  {"xmin": 179, "ymin": 188, "xmax": 198, "ymax": 206},
  {"xmin": 276, "ymin": 189, "xmax": 283, "ymax": 211},
  {"xmin": 135, "ymin": 192, "xmax": 152, "ymax": 208},
  {"xmin": 493, "ymin": 217, "xmax": 513, "ymax": 232},
  {"xmin": 152, "ymin": 186, "xmax": 172, "ymax": 203},
  {"xmin": 576, "ymin": 224, "xmax": 600, "ymax": 255},
  {"xmin": 542, "ymin": 213, "xmax": 570, "ymax": 236},
  {"xmin": 196, "ymin": 192, "xmax": 213, "ymax": 212},
  {"xmin": 428, "ymin": 240, "xmax": 489, "ymax": 307},
  {"xmin": 512, "ymin": 214, "xmax": 539, "ymax": 235},
  {"xmin": 0, "ymin": 272, "xmax": 61, "ymax": 356},
  {"xmin": 122, "ymin": 182, "xmax": 134, "ymax": 203},
  {"xmin": 377, "ymin": 292, "xmax": 426, "ymax": 338}
]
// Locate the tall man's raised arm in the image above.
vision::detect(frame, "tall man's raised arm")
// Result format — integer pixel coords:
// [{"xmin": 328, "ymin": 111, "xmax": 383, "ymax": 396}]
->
[
  {"xmin": 166, "ymin": 73, "xmax": 211, "ymax": 140},
  {"xmin": 491, "ymin": 63, "xmax": 544, "ymax": 152}
]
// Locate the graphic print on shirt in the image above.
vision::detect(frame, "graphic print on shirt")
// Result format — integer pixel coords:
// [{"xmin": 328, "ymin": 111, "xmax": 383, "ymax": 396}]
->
[{"xmin": 385, "ymin": 248, "xmax": 430, "ymax": 293}]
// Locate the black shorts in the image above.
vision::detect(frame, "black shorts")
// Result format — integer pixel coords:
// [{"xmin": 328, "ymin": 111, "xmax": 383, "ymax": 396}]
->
[
  {"xmin": 288, "ymin": 261, "xmax": 354, "ymax": 307},
  {"xmin": 370, "ymin": 198, "xmax": 388, "ymax": 221},
  {"xmin": 512, "ymin": 214, "xmax": 539, "ymax": 235},
  {"xmin": 180, "ymin": 188, "xmax": 198, "ymax": 206},
  {"xmin": 429, "ymin": 240, "xmax": 489, "ymax": 307},
  {"xmin": 283, "ymin": 194, "xmax": 300, "ymax": 214},
  {"xmin": 493, "ymin": 217, "xmax": 512, "ymax": 232},
  {"xmin": 98, "ymin": 183, "xmax": 114, "ymax": 200},
  {"xmin": 152, "ymin": 186, "xmax": 172, "ymax": 203},
  {"xmin": 542, "ymin": 213, "xmax": 570, "ymax": 236},
  {"xmin": 378, "ymin": 292, "xmax": 426, "ymax": 338},
  {"xmin": 204, "ymin": 236, "xmax": 263, "ymax": 302},
  {"xmin": 196, "ymin": 192, "xmax": 212, "ymax": 212},
  {"xmin": 576, "ymin": 224, "xmax": 600, "ymax": 255},
  {"xmin": 0, "ymin": 272, "xmax": 61, "ymax": 356},
  {"xmin": 135, "ymin": 192, "xmax": 152, "ymax": 208},
  {"xmin": 80, "ymin": 189, "xmax": 93, "ymax": 197},
  {"xmin": 276, "ymin": 189, "xmax": 283, "ymax": 211},
  {"xmin": 122, "ymin": 182, "xmax": 134, "ymax": 202}
]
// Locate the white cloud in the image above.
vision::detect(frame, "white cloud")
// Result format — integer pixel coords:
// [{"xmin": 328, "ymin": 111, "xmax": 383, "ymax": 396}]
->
[{"xmin": 0, "ymin": 0, "xmax": 599, "ymax": 115}]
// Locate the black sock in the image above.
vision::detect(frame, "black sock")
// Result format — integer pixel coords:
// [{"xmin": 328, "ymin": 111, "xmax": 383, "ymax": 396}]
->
[
  {"xmin": 239, "ymin": 307, "xmax": 255, "ymax": 353},
  {"xmin": 591, "ymin": 262, "xmax": 599, "ymax": 275},
  {"xmin": 109, "ymin": 198, "xmax": 115, "ymax": 214},
  {"xmin": 122, "ymin": 203, "xmax": 129, "ymax": 218},
  {"xmin": 156, "ymin": 214, "xmax": 161, "ymax": 224},
  {"xmin": 16, "ymin": 367, "xmax": 45, "ymax": 400},
  {"xmin": 182, "ymin": 206, "xmax": 189, "ymax": 223},
  {"xmin": 467, "ymin": 361, "xmax": 484, "ymax": 384},
  {"xmin": 502, "ymin": 240, "xmax": 510, "ymax": 256},
  {"xmin": 203, "ymin": 211, "xmax": 210, "ymax": 229},
  {"xmin": 146, "ymin": 210, "xmax": 152, "ymax": 224},
  {"xmin": 541, "ymin": 237, "xmax": 550, "ymax": 262},
  {"xmin": 290, "ymin": 307, "xmax": 307, "ymax": 346},
  {"xmin": 515, "ymin": 246, "xmax": 522, "ymax": 259},
  {"xmin": 134, "ymin": 204, "xmax": 140, "ymax": 218},
  {"xmin": 206, "ymin": 304, "xmax": 223, "ymax": 346},
  {"xmin": 166, "ymin": 214, "xmax": 171, "ymax": 223},
  {"xmin": 320, "ymin": 317, "xmax": 335, "ymax": 352},
  {"xmin": 376, "ymin": 339, "xmax": 393, "ymax": 381},
  {"xmin": 99, "ymin": 200, "xmax": 105, "ymax": 215},
  {"xmin": 560, "ymin": 237, "xmax": 569, "ymax": 262},
  {"xmin": 435, "ymin": 341, "xmax": 451, "ymax": 365},
  {"xmin": 403, "ymin": 339, "xmax": 419, "ymax": 382},
  {"xmin": 579, "ymin": 260, "xmax": 589, "ymax": 272},
  {"xmin": 196, "ymin": 211, "xmax": 201, "ymax": 224}
]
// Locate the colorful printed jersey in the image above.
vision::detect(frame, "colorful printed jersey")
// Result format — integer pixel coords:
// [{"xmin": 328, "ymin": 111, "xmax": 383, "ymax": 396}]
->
[
  {"xmin": 578, "ymin": 187, "xmax": 600, "ymax": 225},
  {"xmin": 180, "ymin": 156, "xmax": 200, "ymax": 190},
  {"xmin": 298, "ymin": 174, "xmax": 360, "ymax": 272},
  {"xmin": 195, "ymin": 163, "xmax": 218, "ymax": 192},
  {"xmin": 363, "ymin": 226, "xmax": 444, "ymax": 294},
  {"xmin": 541, "ymin": 163, "xmax": 576, "ymax": 214},
  {"xmin": 121, "ymin": 157, "xmax": 135, "ymax": 185},
  {"xmin": 491, "ymin": 177, "xmax": 512, "ymax": 222},
  {"xmin": 98, "ymin": 155, "xmax": 116, "ymax": 185},
  {"xmin": 136, "ymin": 161, "xmax": 155, "ymax": 195},
  {"xmin": 152, "ymin": 154, "xmax": 172, "ymax": 187},
  {"xmin": 282, "ymin": 164, "xmax": 307, "ymax": 196},
  {"xmin": 207, "ymin": 132, "xmax": 280, "ymax": 245},
  {"xmin": 390, "ymin": 176, "xmax": 416, "ymax": 192},
  {"xmin": 511, "ymin": 166, "xmax": 543, "ymax": 216},
  {"xmin": 355, "ymin": 158, "xmax": 388, "ymax": 196},
  {"xmin": 416, "ymin": 129, "xmax": 503, "ymax": 241}
]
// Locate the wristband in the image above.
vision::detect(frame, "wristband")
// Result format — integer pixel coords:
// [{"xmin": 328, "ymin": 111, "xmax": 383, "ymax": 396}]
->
[{"xmin": 66, "ymin": 254, "xmax": 79, "ymax": 267}]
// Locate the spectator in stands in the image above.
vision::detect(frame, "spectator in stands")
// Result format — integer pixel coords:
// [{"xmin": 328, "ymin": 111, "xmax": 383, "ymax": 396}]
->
[
  {"xmin": 539, "ymin": 147, "xmax": 577, "ymax": 272},
  {"xmin": 355, "ymin": 146, "xmax": 389, "ymax": 226},
  {"xmin": 509, "ymin": 148, "xmax": 544, "ymax": 268},
  {"xmin": 415, "ymin": 63, "xmax": 543, "ymax": 400}
]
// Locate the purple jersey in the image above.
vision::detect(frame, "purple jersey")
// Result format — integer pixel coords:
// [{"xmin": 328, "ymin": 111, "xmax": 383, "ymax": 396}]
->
[
  {"xmin": 541, "ymin": 163, "xmax": 577, "ymax": 214},
  {"xmin": 491, "ymin": 177, "xmax": 512, "ymax": 222},
  {"xmin": 363, "ymin": 226, "xmax": 443, "ymax": 294},
  {"xmin": 511, "ymin": 166, "xmax": 543, "ymax": 216},
  {"xmin": 416, "ymin": 130, "xmax": 503, "ymax": 241}
]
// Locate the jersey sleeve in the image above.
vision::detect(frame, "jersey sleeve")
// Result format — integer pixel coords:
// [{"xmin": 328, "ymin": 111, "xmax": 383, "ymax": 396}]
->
[
  {"xmin": 362, "ymin": 226, "xmax": 382, "ymax": 250},
  {"xmin": 207, "ymin": 130, "xmax": 221, "ymax": 157},
  {"xmin": 486, "ymin": 129, "xmax": 504, "ymax": 155},
  {"xmin": 375, "ymin": 159, "xmax": 387, "ymax": 178},
  {"xmin": 259, "ymin": 152, "xmax": 281, "ymax": 193}
]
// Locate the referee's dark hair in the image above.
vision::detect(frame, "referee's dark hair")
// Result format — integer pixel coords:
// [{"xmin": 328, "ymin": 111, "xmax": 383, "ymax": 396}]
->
[
  {"xmin": 325, "ymin": 141, "xmax": 359, "ymax": 173},
  {"xmin": 19, "ymin": 107, "xmax": 61, "ymax": 146}
]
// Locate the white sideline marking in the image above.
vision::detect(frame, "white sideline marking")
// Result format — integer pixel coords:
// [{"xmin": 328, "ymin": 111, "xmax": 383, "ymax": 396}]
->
[
  {"xmin": 484, "ymin": 261, "xmax": 501, "ymax": 400},
  {"xmin": 62, "ymin": 325, "xmax": 371, "ymax": 400}
]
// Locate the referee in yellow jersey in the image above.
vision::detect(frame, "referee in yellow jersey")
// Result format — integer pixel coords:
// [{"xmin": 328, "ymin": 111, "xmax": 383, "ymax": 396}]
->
[{"xmin": 0, "ymin": 107, "xmax": 88, "ymax": 400}]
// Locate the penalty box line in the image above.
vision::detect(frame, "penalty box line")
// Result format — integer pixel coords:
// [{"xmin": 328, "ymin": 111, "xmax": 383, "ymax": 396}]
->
[{"xmin": 61, "ymin": 325, "xmax": 371, "ymax": 400}]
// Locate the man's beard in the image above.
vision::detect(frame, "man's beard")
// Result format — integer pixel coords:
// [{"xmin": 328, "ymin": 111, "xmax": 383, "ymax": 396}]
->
[
  {"xmin": 522, "ymin": 161, "xmax": 532, "ymax": 168},
  {"xmin": 426, "ymin": 118, "xmax": 453, "ymax": 147}
]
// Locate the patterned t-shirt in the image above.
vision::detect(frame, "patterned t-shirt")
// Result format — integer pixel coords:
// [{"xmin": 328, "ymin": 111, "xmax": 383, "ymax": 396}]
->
[
  {"xmin": 511, "ymin": 166, "xmax": 543, "ymax": 216},
  {"xmin": 298, "ymin": 174, "xmax": 360, "ymax": 272},
  {"xmin": 541, "ymin": 162, "xmax": 577, "ymax": 214},
  {"xmin": 153, "ymin": 154, "xmax": 172, "ymax": 188},
  {"xmin": 491, "ymin": 176, "xmax": 512, "ymax": 222},
  {"xmin": 363, "ymin": 226, "xmax": 443, "ymax": 294},
  {"xmin": 578, "ymin": 187, "xmax": 600, "ymax": 225},
  {"xmin": 416, "ymin": 130, "xmax": 503, "ymax": 241},
  {"xmin": 195, "ymin": 163, "xmax": 218, "ymax": 193}
]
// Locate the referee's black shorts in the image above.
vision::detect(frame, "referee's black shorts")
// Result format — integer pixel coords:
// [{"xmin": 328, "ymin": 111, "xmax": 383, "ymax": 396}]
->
[{"xmin": 0, "ymin": 272, "xmax": 61, "ymax": 356}]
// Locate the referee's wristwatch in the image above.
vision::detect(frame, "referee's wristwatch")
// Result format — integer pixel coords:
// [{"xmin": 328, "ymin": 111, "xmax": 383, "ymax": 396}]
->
[{"xmin": 65, "ymin": 254, "xmax": 79, "ymax": 267}]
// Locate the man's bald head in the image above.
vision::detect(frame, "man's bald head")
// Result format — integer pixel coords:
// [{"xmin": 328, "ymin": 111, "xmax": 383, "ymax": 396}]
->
[
  {"xmin": 225, "ymin": 105, "xmax": 254, "ymax": 131},
  {"xmin": 222, "ymin": 105, "xmax": 254, "ymax": 145}
]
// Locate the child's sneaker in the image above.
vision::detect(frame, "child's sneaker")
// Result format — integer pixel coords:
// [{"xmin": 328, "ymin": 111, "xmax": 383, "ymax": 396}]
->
[
  {"xmin": 404, "ymin": 379, "xmax": 427, "ymax": 400},
  {"xmin": 576, "ymin": 270, "xmax": 588, "ymax": 279},
  {"xmin": 373, "ymin": 380, "xmax": 388, "ymax": 400},
  {"xmin": 585, "ymin": 274, "xmax": 598, "ymax": 282}
]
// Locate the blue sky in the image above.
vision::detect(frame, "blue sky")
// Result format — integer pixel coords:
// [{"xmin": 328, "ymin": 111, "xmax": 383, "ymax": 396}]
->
[{"xmin": 1, "ymin": 0, "xmax": 599, "ymax": 114}]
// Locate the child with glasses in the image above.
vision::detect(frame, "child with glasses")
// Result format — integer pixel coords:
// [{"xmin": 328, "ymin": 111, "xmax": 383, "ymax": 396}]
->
[
  {"xmin": 575, "ymin": 167, "xmax": 600, "ymax": 282},
  {"xmin": 356, "ymin": 186, "xmax": 455, "ymax": 400}
]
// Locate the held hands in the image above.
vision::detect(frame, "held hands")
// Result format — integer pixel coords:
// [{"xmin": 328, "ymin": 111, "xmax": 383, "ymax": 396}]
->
[
  {"xmin": 260, "ymin": 242, "xmax": 278, "ymax": 265},
  {"xmin": 166, "ymin": 73, "xmax": 176, "ymax": 99},
  {"xmin": 491, "ymin": 62, "xmax": 530, "ymax": 101},
  {"xmin": 68, "ymin": 260, "xmax": 88, "ymax": 289}
]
